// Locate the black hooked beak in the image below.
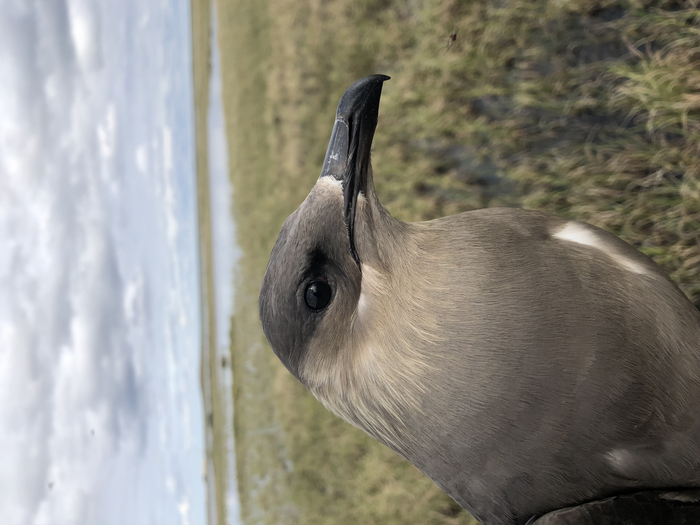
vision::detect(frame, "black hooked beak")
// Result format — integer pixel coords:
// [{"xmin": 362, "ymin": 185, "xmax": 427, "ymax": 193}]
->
[{"xmin": 319, "ymin": 74, "xmax": 389, "ymax": 268}]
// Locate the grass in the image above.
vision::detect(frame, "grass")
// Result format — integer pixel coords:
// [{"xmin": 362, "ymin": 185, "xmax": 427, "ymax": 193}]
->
[{"xmin": 210, "ymin": 0, "xmax": 700, "ymax": 524}]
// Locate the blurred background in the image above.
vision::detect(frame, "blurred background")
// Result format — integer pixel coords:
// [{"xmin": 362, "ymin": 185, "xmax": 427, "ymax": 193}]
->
[{"xmin": 2, "ymin": 0, "xmax": 699, "ymax": 524}]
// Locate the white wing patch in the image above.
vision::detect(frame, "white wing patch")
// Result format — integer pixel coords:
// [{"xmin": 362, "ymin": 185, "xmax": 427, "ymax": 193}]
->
[
  {"xmin": 605, "ymin": 448, "xmax": 634, "ymax": 472},
  {"xmin": 553, "ymin": 222, "xmax": 647, "ymax": 274}
]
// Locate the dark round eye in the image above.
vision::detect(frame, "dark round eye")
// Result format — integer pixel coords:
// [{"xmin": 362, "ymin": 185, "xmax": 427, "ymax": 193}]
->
[{"xmin": 305, "ymin": 278, "xmax": 332, "ymax": 311}]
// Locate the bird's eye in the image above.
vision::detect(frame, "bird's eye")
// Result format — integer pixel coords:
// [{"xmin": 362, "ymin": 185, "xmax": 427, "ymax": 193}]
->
[{"xmin": 305, "ymin": 278, "xmax": 332, "ymax": 311}]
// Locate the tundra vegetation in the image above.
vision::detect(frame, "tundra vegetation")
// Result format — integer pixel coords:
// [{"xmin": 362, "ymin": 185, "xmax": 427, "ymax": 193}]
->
[{"xmin": 192, "ymin": 0, "xmax": 700, "ymax": 523}]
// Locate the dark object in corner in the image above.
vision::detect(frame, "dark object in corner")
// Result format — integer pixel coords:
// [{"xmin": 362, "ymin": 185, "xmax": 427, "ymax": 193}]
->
[{"xmin": 529, "ymin": 490, "xmax": 700, "ymax": 524}]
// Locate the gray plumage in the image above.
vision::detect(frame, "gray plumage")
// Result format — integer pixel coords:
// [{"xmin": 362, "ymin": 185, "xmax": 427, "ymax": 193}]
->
[{"xmin": 258, "ymin": 75, "xmax": 700, "ymax": 525}]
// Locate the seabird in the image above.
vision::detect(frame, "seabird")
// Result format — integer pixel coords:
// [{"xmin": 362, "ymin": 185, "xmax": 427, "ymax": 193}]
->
[{"xmin": 259, "ymin": 75, "xmax": 700, "ymax": 524}]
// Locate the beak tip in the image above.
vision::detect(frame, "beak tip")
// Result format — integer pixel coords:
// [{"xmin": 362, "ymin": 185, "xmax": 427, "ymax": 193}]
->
[{"xmin": 336, "ymin": 74, "xmax": 390, "ymax": 120}]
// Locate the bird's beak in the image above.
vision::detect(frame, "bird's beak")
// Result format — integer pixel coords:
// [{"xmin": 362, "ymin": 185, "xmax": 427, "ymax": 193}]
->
[{"xmin": 319, "ymin": 74, "xmax": 390, "ymax": 268}]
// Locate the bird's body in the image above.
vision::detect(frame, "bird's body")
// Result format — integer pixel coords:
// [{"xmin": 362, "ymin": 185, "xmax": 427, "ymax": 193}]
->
[
  {"xmin": 259, "ymin": 76, "xmax": 700, "ymax": 524},
  {"xmin": 294, "ymin": 183, "xmax": 700, "ymax": 524}
]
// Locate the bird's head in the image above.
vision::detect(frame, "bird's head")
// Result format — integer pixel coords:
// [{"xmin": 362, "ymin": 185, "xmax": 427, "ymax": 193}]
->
[{"xmin": 258, "ymin": 75, "xmax": 396, "ymax": 384}]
